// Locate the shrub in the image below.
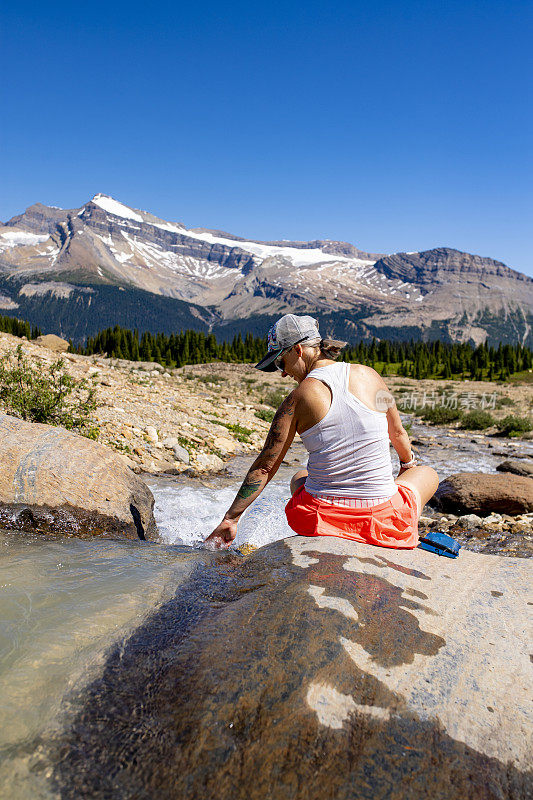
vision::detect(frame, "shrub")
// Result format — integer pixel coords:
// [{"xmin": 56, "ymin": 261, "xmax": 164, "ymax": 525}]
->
[
  {"xmin": 496, "ymin": 415, "xmax": 532, "ymax": 436},
  {"xmin": 460, "ymin": 410, "xmax": 496, "ymax": 430},
  {"xmin": 255, "ymin": 408, "xmax": 275, "ymax": 423},
  {"xmin": 418, "ymin": 405, "xmax": 463, "ymax": 424},
  {"xmin": 177, "ymin": 435, "xmax": 195, "ymax": 454},
  {"xmin": 209, "ymin": 419, "xmax": 253, "ymax": 442},
  {"xmin": 0, "ymin": 345, "xmax": 100, "ymax": 438},
  {"xmin": 495, "ymin": 396, "xmax": 515, "ymax": 408},
  {"xmin": 260, "ymin": 389, "xmax": 288, "ymax": 409},
  {"xmin": 196, "ymin": 374, "xmax": 227, "ymax": 385}
]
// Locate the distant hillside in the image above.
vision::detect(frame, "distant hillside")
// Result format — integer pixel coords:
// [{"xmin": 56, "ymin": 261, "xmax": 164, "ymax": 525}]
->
[{"xmin": 1, "ymin": 194, "xmax": 531, "ymax": 346}]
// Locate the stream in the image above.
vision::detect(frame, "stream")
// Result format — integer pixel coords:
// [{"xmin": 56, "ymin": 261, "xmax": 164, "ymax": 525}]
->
[{"xmin": 0, "ymin": 418, "xmax": 531, "ymax": 798}]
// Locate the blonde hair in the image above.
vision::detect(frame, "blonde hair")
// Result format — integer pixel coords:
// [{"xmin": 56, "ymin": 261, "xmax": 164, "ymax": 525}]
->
[
  {"xmin": 320, "ymin": 338, "xmax": 348, "ymax": 359},
  {"xmin": 304, "ymin": 337, "xmax": 348, "ymax": 361}
]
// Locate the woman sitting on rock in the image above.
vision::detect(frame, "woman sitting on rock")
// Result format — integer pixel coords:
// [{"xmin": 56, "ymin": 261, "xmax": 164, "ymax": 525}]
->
[{"xmin": 205, "ymin": 314, "xmax": 439, "ymax": 549}]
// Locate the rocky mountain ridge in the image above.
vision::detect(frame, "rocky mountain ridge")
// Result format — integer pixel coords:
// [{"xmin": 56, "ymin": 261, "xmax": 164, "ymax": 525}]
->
[{"xmin": 1, "ymin": 194, "xmax": 532, "ymax": 346}]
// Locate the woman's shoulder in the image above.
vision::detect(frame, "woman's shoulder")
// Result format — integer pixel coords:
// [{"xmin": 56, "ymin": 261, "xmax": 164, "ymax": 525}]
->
[
  {"xmin": 347, "ymin": 363, "xmax": 391, "ymax": 411},
  {"xmin": 348, "ymin": 362, "xmax": 382, "ymax": 381}
]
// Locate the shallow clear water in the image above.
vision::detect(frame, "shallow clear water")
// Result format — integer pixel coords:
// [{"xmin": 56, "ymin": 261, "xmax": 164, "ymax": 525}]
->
[
  {"xmin": 0, "ymin": 422, "xmax": 531, "ymax": 797},
  {"xmin": 0, "ymin": 536, "xmax": 200, "ymax": 798}
]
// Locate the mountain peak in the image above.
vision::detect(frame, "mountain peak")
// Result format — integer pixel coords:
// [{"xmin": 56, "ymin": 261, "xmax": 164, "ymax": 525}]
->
[
  {"xmin": 90, "ymin": 194, "xmax": 143, "ymax": 223},
  {"xmin": 1, "ymin": 194, "xmax": 531, "ymax": 348}
]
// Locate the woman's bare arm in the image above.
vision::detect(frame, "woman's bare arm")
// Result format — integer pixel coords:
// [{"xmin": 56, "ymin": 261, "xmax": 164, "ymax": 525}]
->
[
  {"xmin": 204, "ymin": 391, "xmax": 299, "ymax": 547},
  {"xmin": 372, "ymin": 371, "xmax": 414, "ymax": 467}
]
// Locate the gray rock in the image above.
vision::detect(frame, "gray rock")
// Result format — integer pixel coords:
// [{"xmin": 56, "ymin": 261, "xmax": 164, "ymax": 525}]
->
[
  {"xmin": 0, "ymin": 413, "xmax": 158, "ymax": 540},
  {"xmin": 145, "ymin": 426, "xmax": 158, "ymax": 443},
  {"xmin": 195, "ymin": 452, "xmax": 224, "ymax": 471},
  {"xmin": 162, "ymin": 436, "xmax": 179, "ymax": 449},
  {"xmin": 51, "ymin": 537, "xmax": 532, "ymax": 798},
  {"xmin": 457, "ymin": 513, "xmax": 483, "ymax": 527},
  {"xmin": 496, "ymin": 459, "xmax": 533, "ymax": 478},
  {"xmin": 172, "ymin": 444, "xmax": 190, "ymax": 464}
]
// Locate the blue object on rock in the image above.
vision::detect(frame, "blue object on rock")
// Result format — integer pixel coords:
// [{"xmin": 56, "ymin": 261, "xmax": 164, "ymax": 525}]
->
[{"xmin": 418, "ymin": 530, "xmax": 461, "ymax": 558}]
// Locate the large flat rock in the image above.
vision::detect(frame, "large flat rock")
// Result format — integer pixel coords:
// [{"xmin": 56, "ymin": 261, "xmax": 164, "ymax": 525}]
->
[
  {"xmin": 0, "ymin": 413, "xmax": 158, "ymax": 539},
  {"xmin": 49, "ymin": 536, "xmax": 531, "ymax": 799}
]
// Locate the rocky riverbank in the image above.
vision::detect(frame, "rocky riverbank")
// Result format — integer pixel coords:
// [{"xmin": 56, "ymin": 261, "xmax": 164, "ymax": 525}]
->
[
  {"xmin": 1, "ymin": 331, "xmax": 531, "ymax": 479},
  {"xmin": 0, "ymin": 331, "xmax": 276, "ymax": 475},
  {"xmin": 2, "ymin": 330, "xmax": 532, "ymax": 547}
]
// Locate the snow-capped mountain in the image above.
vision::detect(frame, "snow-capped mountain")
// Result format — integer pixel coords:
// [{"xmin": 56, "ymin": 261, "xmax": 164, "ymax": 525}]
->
[{"xmin": 0, "ymin": 194, "xmax": 531, "ymax": 346}]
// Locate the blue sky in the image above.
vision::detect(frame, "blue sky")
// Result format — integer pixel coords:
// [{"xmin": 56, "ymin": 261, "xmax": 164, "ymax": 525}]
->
[{"xmin": 1, "ymin": 0, "xmax": 532, "ymax": 274}]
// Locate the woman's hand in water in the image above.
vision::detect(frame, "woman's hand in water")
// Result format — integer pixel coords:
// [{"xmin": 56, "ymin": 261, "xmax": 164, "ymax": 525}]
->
[{"xmin": 204, "ymin": 517, "xmax": 238, "ymax": 549}]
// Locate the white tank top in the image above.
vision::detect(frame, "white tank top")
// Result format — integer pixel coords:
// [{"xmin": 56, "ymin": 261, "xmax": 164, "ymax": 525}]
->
[{"xmin": 300, "ymin": 362, "xmax": 397, "ymax": 499}]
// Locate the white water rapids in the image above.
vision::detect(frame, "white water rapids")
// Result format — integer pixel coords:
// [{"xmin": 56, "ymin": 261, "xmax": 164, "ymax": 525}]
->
[{"xmin": 149, "ymin": 476, "xmax": 295, "ymax": 548}]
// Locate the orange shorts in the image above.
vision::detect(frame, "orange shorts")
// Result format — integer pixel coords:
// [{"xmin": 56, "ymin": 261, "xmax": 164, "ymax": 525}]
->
[{"xmin": 285, "ymin": 484, "xmax": 419, "ymax": 549}]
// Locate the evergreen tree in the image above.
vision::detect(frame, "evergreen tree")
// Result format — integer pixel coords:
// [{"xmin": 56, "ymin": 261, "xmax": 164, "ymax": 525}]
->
[
  {"xmin": 36, "ymin": 315, "xmax": 533, "ymax": 384},
  {"xmin": 153, "ymin": 345, "xmax": 163, "ymax": 365}
]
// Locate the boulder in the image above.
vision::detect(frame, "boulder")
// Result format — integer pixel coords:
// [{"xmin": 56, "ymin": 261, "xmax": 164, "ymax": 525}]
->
[
  {"xmin": 430, "ymin": 471, "xmax": 533, "ymax": 515},
  {"xmin": 145, "ymin": 425, "xmax": 159, "ymax": 443},
  {"xmin": 213, "ymin": 435, "xmax": 238, "ymax": 454},
  {"xmin": 51, "ymin": 536, "xmax": 532, "ymax": 799},
  {"xmin": 0, "ymin": 413, "xmax": 158, "ymax": 540},
  {"xmin": 161, "ymin": 436, "xmax": 179, "ymax": 449},
  {"xmin": 496, "ymin": 459, "xmax": 533, "ymax": 478},
  {"xmin": 172, "ymin": 444, "xmax": 190, "ymax": 464},
  {"xmin": 159, "ymin": 437, "xmax": 190, "ymax": 464},
  {"xmin": 34, "ymin": 333, "xmax": 70, "ymax": 353},
  {"xmin": 195, "ymin": 452, "xmax": 224, "ymax": 471}
]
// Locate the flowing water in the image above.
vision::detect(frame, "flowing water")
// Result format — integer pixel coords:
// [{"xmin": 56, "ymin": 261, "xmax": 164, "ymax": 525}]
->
[{"xmin": 0, "ymin": 421, "xmax": 531, "ymax": 798}]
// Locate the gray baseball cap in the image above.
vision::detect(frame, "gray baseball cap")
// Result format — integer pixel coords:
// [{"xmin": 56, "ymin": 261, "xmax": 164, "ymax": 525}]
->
[{"xmin": 254, "ymin": 314, "xmax": 321, "ymax": 372}]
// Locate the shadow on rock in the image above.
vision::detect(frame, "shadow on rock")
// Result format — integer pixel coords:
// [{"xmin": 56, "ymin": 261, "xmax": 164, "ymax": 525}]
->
[{"xmin": 47, "ymin": 542, "xmax": 531, "ymax": 800}]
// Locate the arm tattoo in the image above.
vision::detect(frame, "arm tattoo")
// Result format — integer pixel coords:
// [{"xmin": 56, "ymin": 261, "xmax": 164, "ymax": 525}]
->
[
  {"xmin": 262, "ymin": 394, "xmax": 296, "ymax": 454},
  {"xmin": 237, "ymin": 480, "xmax": 262, "ymax": 499},
  {"xmin": 233, "ymin": 395, "xmax": 296, "ymax": 503}
]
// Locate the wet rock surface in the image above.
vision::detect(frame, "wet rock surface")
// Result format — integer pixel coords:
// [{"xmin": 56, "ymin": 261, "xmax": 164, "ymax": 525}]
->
[
  {"xmin": 48, "ymin": 537, "xmax": 532, "ymax": 799},
  {"xmin": 0, "ymin": 413, "xmax": 158, "ymax": 540}
]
